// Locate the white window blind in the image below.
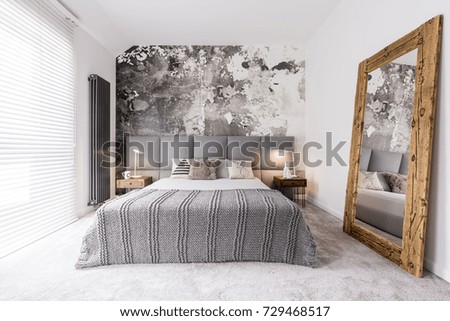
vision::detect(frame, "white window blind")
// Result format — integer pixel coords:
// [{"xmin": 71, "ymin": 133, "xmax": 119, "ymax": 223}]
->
[{"xmin": 0, "ymin": 0, "xmax": 76, "ymax": 258}]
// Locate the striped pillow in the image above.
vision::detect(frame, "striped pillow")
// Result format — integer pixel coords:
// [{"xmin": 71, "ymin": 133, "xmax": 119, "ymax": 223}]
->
[{"xmin": 170, "ymin": 159, "xmax": 191, "ymax": 178}]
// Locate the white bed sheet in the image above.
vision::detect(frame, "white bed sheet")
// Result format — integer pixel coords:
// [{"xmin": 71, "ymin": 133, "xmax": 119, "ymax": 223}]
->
[{"xmin": 146, "ymin": 178, "xmax": 270, "ymax": 190}]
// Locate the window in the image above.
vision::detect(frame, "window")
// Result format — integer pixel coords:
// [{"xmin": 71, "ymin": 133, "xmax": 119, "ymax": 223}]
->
[{"xmin": 0, "ymin": 0, "xmax": 76, "ymax": 258}]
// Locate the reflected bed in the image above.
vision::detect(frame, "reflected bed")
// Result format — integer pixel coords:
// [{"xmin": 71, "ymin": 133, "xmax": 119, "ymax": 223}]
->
[{"xmin": 356, "ymin": 188, "xmax": 405, "ymax": 238}]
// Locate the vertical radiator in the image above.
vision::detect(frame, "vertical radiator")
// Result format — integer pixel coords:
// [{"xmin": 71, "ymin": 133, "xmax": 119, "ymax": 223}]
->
[{"xmin": 88, "ymin": 74, "xmax": 111, "ymax": 206}]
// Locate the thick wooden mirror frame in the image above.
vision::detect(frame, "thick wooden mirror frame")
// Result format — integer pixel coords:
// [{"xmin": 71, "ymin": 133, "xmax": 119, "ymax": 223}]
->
[{"xmin": 343, "ymin": 15, "xmax": 442, "ymax": 277}]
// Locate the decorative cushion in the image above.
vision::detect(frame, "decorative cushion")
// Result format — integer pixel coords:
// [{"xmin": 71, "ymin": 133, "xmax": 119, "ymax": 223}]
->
[
  {"xmin": 228, "ymin": 160, "xmax": 255, "ymax": 179},
  {"xmin": 360, "ymin": 147, "xmax": 372, "ymax": 171},
  {"xmin": 358, "ymin": 171, "xmax": 391, "ymax": 191},
  {"xmin": 188, "ymin": 159, "xmax": 218, "ymax": 180},
  {"xmin": 383, "ymin": 172, "xmax": 408, "ymax": 194},
  {"xmin": 170, "ymin": 159, "xmax": 190, "ymax": 178},
  {"xmin": 367, "ymin": 150, "xmax": 402, "ymax": 173}
]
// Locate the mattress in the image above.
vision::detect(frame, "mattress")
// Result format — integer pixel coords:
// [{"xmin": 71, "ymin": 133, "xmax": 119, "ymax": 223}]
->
[
  {"xmin": 148, "ymin": 177, "xmax": 270, "ymax": 190},
  {"xmin": 356, "ymin": 188, "xmax": 405, "ymax": 238}
]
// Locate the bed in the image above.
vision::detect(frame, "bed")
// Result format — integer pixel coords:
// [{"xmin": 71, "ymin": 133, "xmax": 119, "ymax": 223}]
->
[
  {"xmin": 76, "ymin": 135, "xmax": 316, "ymax": 269},
  {"xmin": 355, "ymin": 148, "xmax": 408, "ymax": 238},
  {"xmin": 356, "ymin": 188, "xmax": 405, "ymax": 238}
]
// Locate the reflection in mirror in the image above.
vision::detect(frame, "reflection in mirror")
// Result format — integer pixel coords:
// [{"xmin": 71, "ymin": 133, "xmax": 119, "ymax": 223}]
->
[{"xmin": 355, "ymin": 49, "xmax": 418, "ymax": 247}]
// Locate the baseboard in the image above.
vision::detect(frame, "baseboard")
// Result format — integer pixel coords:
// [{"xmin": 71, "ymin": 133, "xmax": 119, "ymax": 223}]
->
[
  {"xmin": 306, "ymin": 195, "xmax": 343, "ymax": 220},
  {"xmin": 425, "ymin": 258, "xmax": 450, "ymax": 283},
  {"xmin": 76, "ymin": 206, "xmax": 96, "ymax": 218}
]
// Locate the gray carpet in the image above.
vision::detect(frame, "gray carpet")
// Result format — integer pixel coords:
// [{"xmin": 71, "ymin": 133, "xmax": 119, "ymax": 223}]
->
[{"xmin": 0, "ymin": 202, "xmax": 449, "ymax": 300}]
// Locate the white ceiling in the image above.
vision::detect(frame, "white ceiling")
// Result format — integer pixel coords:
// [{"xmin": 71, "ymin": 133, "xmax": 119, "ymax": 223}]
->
[{"xmin": 60, "ymin": 0, "xmax": 342, "ymax": 56}]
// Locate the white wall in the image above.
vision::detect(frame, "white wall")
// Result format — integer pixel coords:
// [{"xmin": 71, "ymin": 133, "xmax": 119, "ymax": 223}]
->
[
  {"xmin": 306, "ymin": 0, "xmax": 450, "ymax": 281},
  {"xmin": 74, "ymin": 27, "xmax": 116, "ymax": 217}
]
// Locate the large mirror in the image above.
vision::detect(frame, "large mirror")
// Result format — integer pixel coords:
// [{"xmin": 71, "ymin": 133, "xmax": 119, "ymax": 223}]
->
[
  {"xmin": 344, "ymin": 16, "xmax": 442, "ymax": 277},
  {"xmin": 355, "ymin": 49, "xmax": 418, "ymax": 248}
]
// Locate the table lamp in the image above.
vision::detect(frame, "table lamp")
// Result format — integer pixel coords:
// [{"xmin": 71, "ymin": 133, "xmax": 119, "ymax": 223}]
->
[
  {"xmin": 278, "ymin": 149, "xmax": 297, "ymax": 179},
  {"xmin": 131, "ymin": 147, "xmax": 143, "ymax": 178}
]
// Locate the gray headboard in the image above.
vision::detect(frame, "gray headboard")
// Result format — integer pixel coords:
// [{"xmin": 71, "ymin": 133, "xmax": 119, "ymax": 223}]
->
[
  {"xmin": 360, "ymin": 147, "xmax": 409, "ymax": 175},
  {"xmin": 124, "ymin": 135, "xmax": 295, "ymax": 187}
]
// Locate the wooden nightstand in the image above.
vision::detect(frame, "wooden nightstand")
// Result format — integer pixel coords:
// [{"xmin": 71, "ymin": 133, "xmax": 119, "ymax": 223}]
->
[
  {"xmin": 117, "ymin": 176, "xmax": 152, "ymax": 190},
  {"xmin": 273, "ymin": 176, "xmax": 307, "ymax": 207}
]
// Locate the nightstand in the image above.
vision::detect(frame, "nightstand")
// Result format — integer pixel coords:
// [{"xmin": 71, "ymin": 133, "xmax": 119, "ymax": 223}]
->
[
  {"xmin": 117, "ymin": 176, "xmax": 152, "ymax": 190},
  {"xmin": 273, "ymin": 176, "xmax": 307, "ymax": 207}
]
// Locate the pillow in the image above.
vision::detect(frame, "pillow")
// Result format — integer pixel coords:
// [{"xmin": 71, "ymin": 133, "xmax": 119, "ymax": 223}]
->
[
  {"xmin": 228, "ymin": 160, "xmax": 254, "ymax": 179},
  {"xmin": 383, "ymin": 172, "xmax": 408, "ymax": 194},
  {"xmin": 170, "ymin": 159, "xmax": 190, "ymax": 178},
  {"xmin": 358, "ymin": 171, "xmax": 391, "ymax": 191},
  {"xmin": 188, "ymin": 159, "xmax": 218, "ymax": 180}
]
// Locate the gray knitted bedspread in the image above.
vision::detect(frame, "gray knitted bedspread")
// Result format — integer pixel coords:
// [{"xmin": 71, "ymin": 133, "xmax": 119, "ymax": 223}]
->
[{"xmin": 76, "ymin": 188, "xmax": 316, "ymax": 268}]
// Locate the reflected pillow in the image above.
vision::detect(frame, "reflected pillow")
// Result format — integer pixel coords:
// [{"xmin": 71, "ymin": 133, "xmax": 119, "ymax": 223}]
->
[
  {"xmin": 228, "ymin": 160, "xmax": 254, "ymax": 179},
  {"xmin": 358, "ymin": 171, "xmax": 391, "ymax": 192},
  {"xmin": 188, "ymin": 159, "xmax": 219, "ymax": 180},
  {"xmin": 383, "ymin": 172, "xmax": 408, "ymax": 194}
]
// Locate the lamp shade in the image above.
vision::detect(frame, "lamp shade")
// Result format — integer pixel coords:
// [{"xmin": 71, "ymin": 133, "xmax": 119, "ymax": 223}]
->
[{"xmin": 278, "ymin": 149, "xmax": 293, "ymax": 162}]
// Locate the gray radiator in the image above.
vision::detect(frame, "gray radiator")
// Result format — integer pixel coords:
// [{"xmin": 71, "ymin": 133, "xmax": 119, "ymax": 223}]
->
[{"xmin": 88, "ymin": 74, "xmax": 111, "ymax": 206}]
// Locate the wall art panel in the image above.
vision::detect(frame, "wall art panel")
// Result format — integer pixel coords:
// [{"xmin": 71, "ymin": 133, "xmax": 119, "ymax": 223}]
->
[
  {"xmin": 363, "ymin": 62, "xmax": 416, "ymax": 153},
  {"xmin": 116, "ymin": 45, "xmax": 305, "ymax": 144}
]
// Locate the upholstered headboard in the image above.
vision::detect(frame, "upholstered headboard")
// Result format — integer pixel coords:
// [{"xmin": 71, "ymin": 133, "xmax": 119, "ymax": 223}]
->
[
  {"xmin": 360, "ymin": 147, "xmax": 409, "ymax": 175},
  {"xmin": 124, "ymin": 135, "xmax": 296, "ymax": 187}
]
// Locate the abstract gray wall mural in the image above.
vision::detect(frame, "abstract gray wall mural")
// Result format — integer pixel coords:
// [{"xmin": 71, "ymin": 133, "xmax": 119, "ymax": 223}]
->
[
  {"xmin": 116, "ymin": 45, "xmax": 305, "ymax": 143},
  {"xmin": 363, "ymin": 62, "xmax": 416, "ymax": 153}
]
